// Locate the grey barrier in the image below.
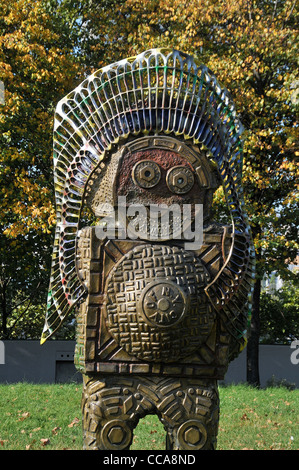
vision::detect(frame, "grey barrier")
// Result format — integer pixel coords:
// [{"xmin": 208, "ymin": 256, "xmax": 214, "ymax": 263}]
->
[{"xmin": 0, "ymin": 340, "xmax": 298, "ymax": 388}]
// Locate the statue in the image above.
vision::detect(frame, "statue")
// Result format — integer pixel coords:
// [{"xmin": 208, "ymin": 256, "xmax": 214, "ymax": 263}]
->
[{"xmin": 41, "ymin": 49, "xmax": 255, "ymax": 450}]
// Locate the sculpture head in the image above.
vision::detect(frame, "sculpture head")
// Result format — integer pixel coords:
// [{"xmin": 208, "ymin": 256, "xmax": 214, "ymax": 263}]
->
[{"xmin": 84, "ymin": 134, "xmax": 219, "ymax": 244}]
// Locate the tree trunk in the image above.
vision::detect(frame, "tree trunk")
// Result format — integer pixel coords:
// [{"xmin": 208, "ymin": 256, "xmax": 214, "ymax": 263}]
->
[
  {"xmin": 0, "ymin": 280, "xmax": 8, "ymax": 339},
  {"xmin": 246, "ymin": 277, "xmax": 261, "ymax": 387}
]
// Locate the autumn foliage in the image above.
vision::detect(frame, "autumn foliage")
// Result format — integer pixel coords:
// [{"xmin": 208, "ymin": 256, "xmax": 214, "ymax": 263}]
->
[
  {"xmin": 0, "ymin": 0, "xmax": 79, "ymax": 337},
  {"xmin": 0, "ymin": 0, "xmax": 298, "ymax": 382}
]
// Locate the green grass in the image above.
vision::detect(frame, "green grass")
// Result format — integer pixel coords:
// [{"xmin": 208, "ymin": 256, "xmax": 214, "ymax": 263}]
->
[{"xmin": 0, "ymin": 383, "xmax": 298, "ymax": 450}]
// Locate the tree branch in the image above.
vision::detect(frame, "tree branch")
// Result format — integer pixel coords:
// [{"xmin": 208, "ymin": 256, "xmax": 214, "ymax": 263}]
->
[
  {"xmin": 7, "ymin": 295, "xmax": 34, "ymax": 335},
  {"xmin": 284, "ymin": 0, "xmax": 297, "ymax": 24},
  {"xmin": 272, "ymin": 0, "xmax": 279, "ymax": 20}
]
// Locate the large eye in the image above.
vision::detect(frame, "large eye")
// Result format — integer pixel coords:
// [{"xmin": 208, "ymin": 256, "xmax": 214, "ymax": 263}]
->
[
  {"xmin": 132, "ymin": 160, "xmax": 161, "ymax": 188},
  {"xmin": 166, "ymin": 166, "xmax": 194, "ymax": 194}
]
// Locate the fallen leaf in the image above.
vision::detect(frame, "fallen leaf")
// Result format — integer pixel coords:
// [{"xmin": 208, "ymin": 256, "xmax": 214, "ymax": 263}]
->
[
  {"xmin": 26, "ymin": 439, "xmax": 36, "ymax": 450},
  {"xmin": 52, "ymin": 426, "xmax": 61, "ymax": 435},
  {"xmin": 19, "ymin": 411, "xmax": 30, "ymax": 421},
  {"xmin": 40, "ymin": 438, "xmax": 50, "ymax": 446},
  {"xmin": 68, "ymin": 417, "xmax": 79, "ymax": 428}
]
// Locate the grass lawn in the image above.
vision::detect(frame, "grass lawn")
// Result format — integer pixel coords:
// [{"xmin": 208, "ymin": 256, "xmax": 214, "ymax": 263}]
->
[{"xmin": 0, "ymin": 383, "xmax": 298, "ymax": 450}]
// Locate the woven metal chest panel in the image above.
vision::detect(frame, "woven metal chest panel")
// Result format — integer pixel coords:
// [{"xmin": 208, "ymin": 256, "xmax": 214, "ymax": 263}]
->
[{"xmin": 104, "ymin": 244, "xmax": 213, "ymax": 363}]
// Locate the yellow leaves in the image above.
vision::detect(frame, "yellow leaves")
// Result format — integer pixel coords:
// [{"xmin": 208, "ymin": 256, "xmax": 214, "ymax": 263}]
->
[
  {"xmin": 1, "ymin": 162, "xmax": 55, "ymax": 237},
  {"xmin": 257, "ymin": 129, "xmax": 270, "ymax": 138},
  {"xmin": 0, "ymin": 0, "xmax": 77, "ymax": 99},
  {"xmin": 3, "ymin": 208, "xmax": 54, "ymax": 237},
  {"xmin": 279, "ymin": 159, "xmax": 298, "ymax": 173}
]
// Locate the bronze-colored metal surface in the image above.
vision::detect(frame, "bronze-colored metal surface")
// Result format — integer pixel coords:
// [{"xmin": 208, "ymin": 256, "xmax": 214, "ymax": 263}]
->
[
  {"xmin": 81, "ymin": 375, "xmax": 219, "ymax": 450},
  {"xmin": 42, "ymin": 48, "xmax": 255, "ymax": 451},
  {"xmin": 138, "ymin": 280, "xmax": 188, "ymax": 328},
  {"xmin": 132, "ymin": 160, "xmax": 161, "ymax": 189},
  {"xmin": 166, "ymin": 166, "xmax": 195, "ymax": 194},
  {"xmin": 104, "ymin": 244, "xmax": 212, "ymax": 363}
]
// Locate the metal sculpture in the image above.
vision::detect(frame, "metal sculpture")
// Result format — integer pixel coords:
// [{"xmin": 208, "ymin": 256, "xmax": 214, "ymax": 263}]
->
[{"xmin": 41, "ymin": 48, "xmax": 255, "ymax": 450}]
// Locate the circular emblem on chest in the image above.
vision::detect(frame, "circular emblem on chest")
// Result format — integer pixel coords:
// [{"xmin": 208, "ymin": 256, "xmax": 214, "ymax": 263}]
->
[
  {"xmin": 104, "ymin": 244, "xmax": 214, "ymax": 362},
  {"xmin": 138, "ymin": 280, "xmax": 189, "ymax": 328}
]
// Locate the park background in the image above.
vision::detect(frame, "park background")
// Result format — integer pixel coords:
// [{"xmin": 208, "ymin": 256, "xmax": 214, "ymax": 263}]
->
[{"xmin": 0, "ymin": 0, "xmax": 298, "ymax": 390}]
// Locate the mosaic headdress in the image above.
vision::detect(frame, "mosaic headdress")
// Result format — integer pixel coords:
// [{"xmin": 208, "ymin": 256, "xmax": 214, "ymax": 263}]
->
[{"xmin": 41, "ymin": 48, "xmax": 255, "ymax": 344}]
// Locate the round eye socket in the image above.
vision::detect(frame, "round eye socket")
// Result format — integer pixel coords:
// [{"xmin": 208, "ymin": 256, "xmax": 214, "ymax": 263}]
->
[
  {"xmin": 132, "ymin": 160, "xmax": 161, "ymax": 189},
  {"xmin": 166, "ymin": 166, "xmax": 195, "ymax": 194}
]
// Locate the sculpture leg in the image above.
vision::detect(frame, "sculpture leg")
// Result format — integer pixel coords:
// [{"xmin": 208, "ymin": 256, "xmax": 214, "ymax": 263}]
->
[
  {"xmin": 81, "ymin": 375, "xmax": 219, "ymax": 450},
  {"xmin": 160, "ymin": 379, "xmax": 219, "ymax": 451},
  {"xmin": 81, "ymin": 375, "xmax": 154, "ymax": 450}
]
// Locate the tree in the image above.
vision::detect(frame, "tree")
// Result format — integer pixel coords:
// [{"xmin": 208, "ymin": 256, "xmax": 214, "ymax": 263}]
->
[
  {"xmin": 1, "ymin": 0, "xmax": 298, "ymax": 371},
  {"xmin": 205, "ymin": 0, "xmax": 299, "ymax": 386},
  {"xmin": 260, "ymin": 281, "xmax": 299, "ymax": 344},
  {"xmin": 0, "ymin": 0, "xmax": 80, "ymax": 338}
]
